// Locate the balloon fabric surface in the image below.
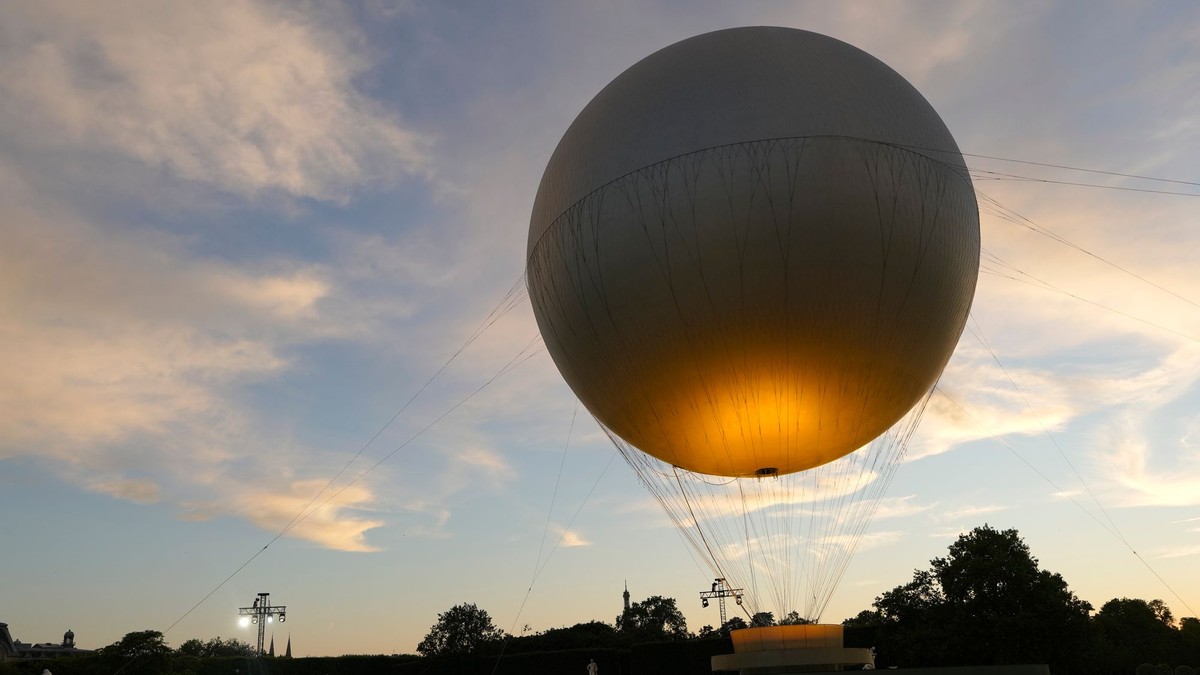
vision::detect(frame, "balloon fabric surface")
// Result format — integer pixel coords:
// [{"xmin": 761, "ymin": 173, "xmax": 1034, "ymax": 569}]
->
[
  {"xmin": 526, "ymin": 27, "xmax": 979, "ymax": 620},
  {"xmin": 527, "ymin": 27, "xmax": 979, "ymax": 478}
]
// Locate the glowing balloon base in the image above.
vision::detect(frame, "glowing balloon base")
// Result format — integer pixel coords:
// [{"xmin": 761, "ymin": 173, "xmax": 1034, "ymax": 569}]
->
[{"xmin": 711, "ymin": 625, "xmax": 873, "ymax": 674}]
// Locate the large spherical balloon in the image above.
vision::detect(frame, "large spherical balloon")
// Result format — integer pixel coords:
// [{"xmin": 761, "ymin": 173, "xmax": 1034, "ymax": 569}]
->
[{"xmin": 527, "ymin": 27, "xmax": 979, "ymax": 477}]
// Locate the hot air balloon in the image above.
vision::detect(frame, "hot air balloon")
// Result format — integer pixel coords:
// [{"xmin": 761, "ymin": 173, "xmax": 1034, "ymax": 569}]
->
[{"xmin": 526, "ymin": 25, "xmax": 978, "ymax": 641}]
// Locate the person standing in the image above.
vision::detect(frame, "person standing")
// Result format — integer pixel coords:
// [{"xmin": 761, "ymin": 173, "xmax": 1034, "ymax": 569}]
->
[{"xmin": 587, "ymin": 658, "xmax": 598, "ymax": 675}]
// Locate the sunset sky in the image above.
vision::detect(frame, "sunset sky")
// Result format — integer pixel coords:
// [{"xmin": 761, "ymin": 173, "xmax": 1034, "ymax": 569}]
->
[{"xmin": 1, "ymin": 0, "xmax": 1198, "ymax": 657}]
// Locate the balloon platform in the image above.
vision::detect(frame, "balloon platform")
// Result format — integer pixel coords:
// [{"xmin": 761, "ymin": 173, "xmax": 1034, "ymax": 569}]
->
[{"xmin": 711, "ymin": 624, "xmax": 873, "ymax": 673}]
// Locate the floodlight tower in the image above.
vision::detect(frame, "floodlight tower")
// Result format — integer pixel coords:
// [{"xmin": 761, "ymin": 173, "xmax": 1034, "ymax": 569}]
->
[
  {"xmin": 238, "ymin": 592, "xmax": 287, "ymax": 656},
  {"xmin": 699, "ymin": 578, "xmax": 743, "ymax": 628}
]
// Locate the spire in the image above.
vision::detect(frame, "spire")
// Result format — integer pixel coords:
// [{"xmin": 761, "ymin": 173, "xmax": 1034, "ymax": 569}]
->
[
  {"xmin": 623, "ymin": 581, "xmax": 630, "ymax": 613},
  {"xmin": 285, "ymin": 633, "xmax": 292, "ymax": 658},
  {"xmin": 268, "ymin": 634, "xmax": 275, "ymax": 657}
]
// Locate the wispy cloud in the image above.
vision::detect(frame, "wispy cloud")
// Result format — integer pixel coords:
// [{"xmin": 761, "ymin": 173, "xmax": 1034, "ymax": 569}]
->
[
  {"xmin": 0, "ymin": 0, "xmax": 429, "ymax": 201},
  {"xmin": 185, "ymin": 479, "xmax": 385, "ymax": 552},
  {"xmin": 552, "ymin": 525, "xmax": 591, "ymax": 548},
  {"xmin": 937, "ymin": 503, "xmax": 1009, "ymax": 521},
  {"xmin": 457, "ymin": 445, "xmax": 517, "ymax": 482},
  {"xmin": 0, "ymin": 200, "xmax": 284, "ymax": 455},
  {"xmin": 0, "ymin": 0, "xmax": 447, "ymax": 552},
  {"xmin": 90, "ymin": 477, "xmax": 163, "ymax": 505},
  {"xmin": 1151, "ymin": 544, "xmax": 1200, "ymax": 560},
  {"xmin": 872, "ymin": 496, "xmax": 935, "ymax": 521},
  {"xmin": 912, "ymin": 348, "xmax": 1077, "ymax": 462}
]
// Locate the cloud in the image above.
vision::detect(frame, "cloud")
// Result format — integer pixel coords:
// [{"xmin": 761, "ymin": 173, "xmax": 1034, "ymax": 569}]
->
[
  {"xmin": 936, "ymin": 503, "xmax": 1009, "ymax": 521},
  {"xmin": 0, "ymin": 198, "xmax": 284, "ymax": 457},
  {"xmin": 553, "ymin": 526, "xmax": 591, "ymax": 548},
  {"xmin": 0, "ymin": 0, "xmax": 429, "ymax": 202},
  {"xmin": 213, "ymin": 271, "xmax": 330, "ymax": 320},
  {"xmin": 919, "ymin": 341, "xmax": 1200, "ymax": 509},
  {"xmin": 928, "ymin": 526, "xmax": 973, "ymax": 540},
  {"xmin": 822, "ymin": 530, "xmax": 905, "ymax": 553},
  {"xmin": 1151, "ymin": 544, "xmax": 1200, "ymax": 560},
  {"xmin": 719, "ymin": 529, "xmax": 903, "ymax": 565},
  {"xmin": 0, "ymin": 150, "xmax": 410, "ymax": 551},
  {"xmin": 456, "ymin": 445, "xmax": 517, "ymax": 481},
  {"xmin": 0, "ymin": 0, "xmax": 464, "ymax": 545},
  {"xmin": 186, "ymin": 479, "xmax": 385, "ymax": 552},
  {"xmin": 870, "ymin": 495, "xmax": 935, "ymax": 521},
  {"xmin": 912, "ymin": 346, "xmax": 1078, "ymax": 462},
  {"xmin": 90, "ymin": 477, "xmax": 162, "ymax": 504},
  {"xmin": 823, "ymin": 1, "xmax": 1002, "ymax": 88},
  {"xmin": 1098, "ymin": 437, "xmax": 1200, "ymax": 508}
]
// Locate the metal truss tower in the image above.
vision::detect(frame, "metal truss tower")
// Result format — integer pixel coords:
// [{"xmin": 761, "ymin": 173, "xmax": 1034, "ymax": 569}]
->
[
  {"xmin": 699, "ymin": 578, "xmax": 743, "ymax": 628},
  {"xmin": 238, "ymin": 592, "xmax": 287, "ymax": 656}
]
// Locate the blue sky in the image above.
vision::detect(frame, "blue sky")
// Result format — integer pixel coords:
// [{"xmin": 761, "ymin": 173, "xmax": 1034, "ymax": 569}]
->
[{"xmin": 1, "ymin": 0, "xmax": 1198, "ymax": 657}]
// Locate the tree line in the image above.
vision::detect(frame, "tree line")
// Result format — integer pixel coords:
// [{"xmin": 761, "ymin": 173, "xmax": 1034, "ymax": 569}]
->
[
  {"xmin": 417, "ymin": 526, "xmax": 1199, "ymax": 674},
  {"xmin": 4, "ymin": 525, "xmax": 1195, "ymax": 675}
]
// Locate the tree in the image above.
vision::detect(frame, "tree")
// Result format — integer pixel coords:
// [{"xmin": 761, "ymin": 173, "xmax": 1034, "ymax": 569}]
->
[
  {"xmin": 177, "ymin": 638, "xmax": 205, "ymax": 657},
  {"xmin": 417, "ymin": 603, "xmax": 507, "ymax": 656},
  {"xmin": 719, "ymin": 617, "xmax": 748, "ymax": 636},
  {"xmin": 102, "ymin": 630, "xmax": 171, "ymax": 659},
  {"xmin": 617, "ymin": 595, "xmax": 689, "ymax": 641},
  {"xmin": 504, "ymin": 621, "xmax": 623, "ymax": 653},
  {"xmin": 1148, "ymin": 600, "xmax": 1175, "ymax": 628},
  {"xmin": 1181, "ymin": 617, "xmax": 1200, "ymax": 662},
  {"xmin": 869, "ymin": 570, "xmax": 949, "ymax": 665},
  {"xmin": 780, "ymin": 611, "xmax": 811, "ymax": 625},
  {"xmin": 101, "ymin": 630, "xmax": 172, "ymax": 675},
  {"xmin": 697, "ymin": 616, "xmax": 752, "ymax": 638},
  {"xmin": 177, "ymin": 636, "xmax": 256, "ymax": 658},
  {"xmin": 750, "ymin": 612, "xmax": 775, "ymax": 627},
  {"xmin": 864, "ymin": 525, "xmax": 1092, "ymax": 672},
  {"xmin": 1094, "ymin": 598, "xmax": 1180, "ymax": 671}
]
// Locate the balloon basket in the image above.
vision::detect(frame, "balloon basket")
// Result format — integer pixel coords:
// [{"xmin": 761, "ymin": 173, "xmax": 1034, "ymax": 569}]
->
[{"xmin": 711, "ymin": 624, "xmax": 874, "ymax": 674}]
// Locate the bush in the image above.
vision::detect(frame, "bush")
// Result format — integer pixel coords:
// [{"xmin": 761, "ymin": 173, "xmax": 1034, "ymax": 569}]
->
[{"xmin": 630, "ymin": 637, "xmax": 731, "ymax": 675}]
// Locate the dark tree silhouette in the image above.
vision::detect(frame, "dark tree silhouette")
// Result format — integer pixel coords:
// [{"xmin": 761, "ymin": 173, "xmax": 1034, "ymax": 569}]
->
[
  {"xmin": 1182, "ymin": 617, "xmax": 1200, "ymax": 659},
  {"xmin": 1148, "ymin": 600, "xmax": 1175, "ymax": 628},
  {"xmin": 417, "ymin": 602, "xmax": 507, "ymax": 656},
  {"xmin": 102, "ymin": 630, "xmax": 171, "ymax": 658},
  {"xmin": 779, "ymin": 611, "xmax": 810, "ymax": 625},
  {"xmin": 855, "ymin": 525, "xmax": 1092, "ymax": 672},
  {"xmin": 505, "ymin": 620, "xmax": 624, "ymax": 653},
  {"xmin": 749, "ymin": 612, "xmax": 775, "ymax": 628},
  {"xmin": 101, "ymin": 630, "xmax": 172, "ymax": 675},
  {"xmin": 1094, "ymin": 598, "xmax": 1182, "ymax": 671},
  {"xmin": 177, "ymin": 636, "xmax": 256, "ymax": 657},
  {"xmin": 617, "ymin": 595, "xmax": 690, "ymax": 641},
  {"xmin": 720, "ymin": 616, "xmax": 748, "ymax": 636},
  {"xmin": 698, "ymin": 616, "xmax": 751, "ymax": 638}
]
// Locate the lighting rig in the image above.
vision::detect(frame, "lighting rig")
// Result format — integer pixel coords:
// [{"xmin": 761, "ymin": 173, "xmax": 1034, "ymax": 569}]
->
[
  {"xmin": 238, "ymin": 592, "xmax": 286, "ymax": 656},
  {"xmin": 699, "ymin": 578, "xmax": 743, "ymax": 628}
]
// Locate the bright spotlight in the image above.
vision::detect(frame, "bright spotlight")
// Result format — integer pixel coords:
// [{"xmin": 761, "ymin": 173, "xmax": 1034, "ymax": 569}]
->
[
  {"xmin": 267, "ymin": 616, "xmax": 273, "ymax": 623},
  {"xmin": 239, "ymin": 617, "xmax": 250, "ymax": 628},
  {"xmin": 279, "ymin": 613, "xmax": 286, "ymax": 623}
]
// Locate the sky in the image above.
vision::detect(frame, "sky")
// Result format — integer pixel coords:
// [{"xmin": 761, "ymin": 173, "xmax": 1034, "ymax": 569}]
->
[{"xmin": 1, "ymin": 0, "xmax": 1198, "ymax": 658}]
